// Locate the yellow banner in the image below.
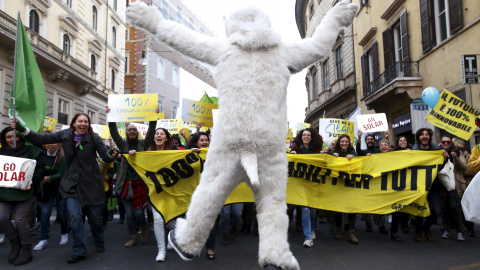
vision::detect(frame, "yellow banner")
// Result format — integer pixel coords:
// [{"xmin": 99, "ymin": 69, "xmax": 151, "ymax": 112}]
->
[
  {"xmin": 426, "ymin": 89, "xmax": 480, "ymax": 140},
  {"xmin": 107, "ymin": 94, "xmax": 159, "ymax": 122},
  {"xmin": 43, "ymin": 116, "xmax": 57, "ymax": 132},
  {"xmin": 181, "ymin": 99, "xmax": 218, "ymax": 127},
  {"xmin": 125, "ymin": 150, "xmax": 444, "ymax": 223}
]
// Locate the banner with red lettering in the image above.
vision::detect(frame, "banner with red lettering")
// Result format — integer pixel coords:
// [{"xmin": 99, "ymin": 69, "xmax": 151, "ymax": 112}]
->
[{"xmin": 0, "ymin": 155, "xmax": 36, "ymax": 189}]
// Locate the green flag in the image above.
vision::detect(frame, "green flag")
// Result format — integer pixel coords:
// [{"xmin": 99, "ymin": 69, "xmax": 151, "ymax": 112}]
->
[
  {"xmin": 199, "ymin": 92, "xmax": 213, "ymax": 104},
  {"xmin": 9, "ymin": 15, "xmax": 46, "ymax": 133}
]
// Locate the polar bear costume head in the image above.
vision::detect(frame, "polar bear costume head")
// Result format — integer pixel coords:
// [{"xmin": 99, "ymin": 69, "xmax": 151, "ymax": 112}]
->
[{"xmin": 224, "ymin": 7, "xmax": 281, "ymax": 51}]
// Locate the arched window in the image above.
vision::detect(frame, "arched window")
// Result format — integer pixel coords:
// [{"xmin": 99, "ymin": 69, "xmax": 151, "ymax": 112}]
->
[
  {"xmin": 172, "ymin": 67, "xmax": 179, "ymax": 87},
  {"xmin": 90, "ymin": 54, "xmax": 96, "ymax": 72},
  {"xmin": 111, "ymin": 69, "xmax": 116, "ymax": 90},
  {"xmin": 158, "ymin": 100, "xmax": 164, "ymax": 112},
  {"xmin": 92, "ymin": 6, "xmax": 97, "ymax": 31},
  {"xmin": 63, "ymin": 34, "xmax": 70, "ymax": 54},
  {"xmin": 29, "ymin": 10, "xmax": 39, "ymax": 33},
  {"xmin": 112, "ymin": 26, "xmax": 116, "ymax": 48}
]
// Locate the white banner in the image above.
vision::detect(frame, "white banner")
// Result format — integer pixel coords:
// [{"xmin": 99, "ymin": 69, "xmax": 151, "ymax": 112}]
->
[{"xmin": 0, "ymin": 155, "xmax": 36, "ymax": 189}]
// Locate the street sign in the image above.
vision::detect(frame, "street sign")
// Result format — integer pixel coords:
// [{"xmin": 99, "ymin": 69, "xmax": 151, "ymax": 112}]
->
[{"xmin": 461, "ymin": 55, "xmax": 478, "ymax": 84}]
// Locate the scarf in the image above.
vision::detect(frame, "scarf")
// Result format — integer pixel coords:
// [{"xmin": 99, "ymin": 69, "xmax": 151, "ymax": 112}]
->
[
  {"xmin": 72, "ymin": 129, "xmax": 88, "ymax": 142},
  {"xmin": 0, "ymin": 138, "xmax": 31, "ymax": 157}
]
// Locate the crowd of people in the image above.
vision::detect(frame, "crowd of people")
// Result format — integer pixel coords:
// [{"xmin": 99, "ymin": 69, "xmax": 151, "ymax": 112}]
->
[{"xmin": 0, "ymin": 110, "xmax": 479, "ymax": 266}]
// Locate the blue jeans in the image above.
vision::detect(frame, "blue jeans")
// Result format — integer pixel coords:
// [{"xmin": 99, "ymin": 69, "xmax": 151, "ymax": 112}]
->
[
  {"xmin": 123, "ymin": 199, "xmax": 147, "ymax": 236},
  {"xmin": 301, "ymin": 207, "xmax": 312, "ymax": 240},
  {"xmin": 56, "ymin": 197, "xmax": 69, "ymax": 235},
  {"xmin": 66, "ymin": 198, "xmax": 104, "ymax": 256},
  {"xmin": 219, "ymin": 203, "xmax": 243, "ymax": 235},
  {"xmin": 40, "ymin": 197, "xmax": 55, "ymax": 240}
]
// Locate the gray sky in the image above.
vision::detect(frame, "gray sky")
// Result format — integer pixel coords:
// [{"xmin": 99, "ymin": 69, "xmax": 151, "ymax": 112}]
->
[{"xmin": 178, "ymin": 0, "xmax": 308, "ymax": 130}]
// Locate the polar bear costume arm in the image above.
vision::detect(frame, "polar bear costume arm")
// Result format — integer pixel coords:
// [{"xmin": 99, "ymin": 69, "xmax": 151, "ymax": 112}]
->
[
  {"xmin": 127, "ymin": 2, "xmax": 225, "ymax": 66},
  {"xmin": 284, "ymin": 0, "xmax": 359, "ymax": 74}
]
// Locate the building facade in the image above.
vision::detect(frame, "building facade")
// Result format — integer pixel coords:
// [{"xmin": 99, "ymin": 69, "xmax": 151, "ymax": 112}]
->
[
  {"xmin": 295, "ymin": 0, "xmax": 357, "ymax": 131},
  {"xmin": 125, "ymin": 0, "xmax": 215, "ymax": 119},
  {"xmin": 0, "ymin": 0, "xmax": 126, "ymax": 129},
  {"xmin": 353, "ymin": 0, "xmax": 480, "ymax": 146}
]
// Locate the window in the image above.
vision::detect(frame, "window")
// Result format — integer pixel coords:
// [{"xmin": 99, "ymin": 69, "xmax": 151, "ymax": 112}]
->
[
  {"xmin": 90, "ymin": 54, "xmax": 96, "ymax": 72},
  {"xmin": 125, "ymin": 56, "xmax": 128, "ymax": 73},
  {"xmin": 158, "ymin": 100, "xmax": 164, "ymax": 112},
  {"xmin": 361, "ymin": 42, "xmax": 378, "ymax": 95},
  {"xmin": 63, "ymin": 34, "xmax": 70, "ymax": 54},
  {"xmin": 58, "ymin": 99, "xmax": 70, "ymax": 125},
  {"xmin": 172, "ymin": 106, "xmax": 177, "ymax": 119},
  {"xmin": 383, "ymin": 11, "xmax": 409, "ymax": 70},
  {"xmin": 92, "ymin": 6, "xmax": 97, "ymax": 31},
  {"xmin": 112, "ymin": 0, "xmax": 117, "ymax": 11},
  {"xmin": 176, "ymin": 7, "xmax": 182, "ymax": 23},
  {"xmin": 157, "ymin": 58, "xmax": 164, "ymax": 79},
  {"xmin": 420, "ymin": 0, "xmax": 463, "ymax": 54},
  {"xmin": 63, "ymin": 0, "xmax": 72, "ymax": 7},
  {"xmin": 111, "ymin": 69, "xmax": 116, "ymax": 90},
  {"xmin": 309, "ymin": 4, "xmax": 314, "ymax": 20},
  {"xmin": 322, "ymin": 61, "xmax": 329, "ymax": 90},
  {"xmin": 29, "ymin": 10, "xmax": 39, "ymax": 33},
  {"xmin": 312, "ymin": 70, "xmax": 318, "ymax": 97},
  {"xmin": 335, "ymin": 46, "xmax": 343, "ymax": 79},
  {"xmin": 112, "ymin": 26, "xmax": 116, "ymax": 48},
  {"xmin": 434, "ymin": 0, "xmax": 449, "ymax": 43},
  {"xmin": 172, "ymin": 67, "xmax": 179, "ymax": 87},
  {"xmin": 88, "ymin": 110, "xmax": 96, "ymax": 123},
  {"xmin": 392, "ymin": 22, "xmax": 402, "ymax": 63}
]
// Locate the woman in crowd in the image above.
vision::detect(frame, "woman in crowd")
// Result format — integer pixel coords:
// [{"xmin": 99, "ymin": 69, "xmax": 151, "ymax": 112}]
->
[
  {"xmin": 33, "ymin": 137, "xmax": 67, "ymax": 251},
  {"xmin": 394, "ymin": 135, "xmax": 413, "ymax": 151},
  {"xmin": 439, "ymin": 136, "xmax": 466, "ymax": 241},
  {"xmin": 290, "ymin": 128, "xmax": 323, "ymax": 248},
  {"xmin": 185, "ymin": 132, "xmax": 216, "ymax": 259},
  {"xmin": 147, "ymin": 127, "xmax": 177, "ymax": 262},
  {"xmin": 12, "ymin": 114, "xmax": 116, "ymax": 263},
  {"xmin": 453, "ymin": 137, "xmax": 476, "ymax": 237},
  {"xmin": 0, "ymin": 127, "xmax": 46, "ymax": 265},
  {"xmin": 330, "ymin": 134, "xmax": 358, "ymax": 244}
]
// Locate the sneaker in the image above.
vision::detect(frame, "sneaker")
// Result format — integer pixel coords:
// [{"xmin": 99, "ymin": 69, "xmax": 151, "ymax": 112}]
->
[
  {"xmin": 166, "ymin": 242, "xmax": 173, "ymax": 250},
  {"xmin": 457, "ymin": 232, "xmax": 465, "ymax": 242},
  {"xmin": 33, "ymin": 240, "xmax": 48, "ymax": 251},
  {"xmin": 0, "ymin": 233, "xmax": 4, "ymax": 244},
  {"xmin": 303, "ymin": 239, "xmax": 313, "ymax": 247},
  {"xmin": 60, "ymin": 234, "xmax": 68, "ymax": 245},
  {"xmin": 156, "ymin": 250, "xmax": 166, "ymax": 262},
  {"xmin": 311, "ymin": 230, "xmax": 316, "ymax": 240},
  {"xmin": 168, "ymin": 230, "xmax": 193, "ymax": 261},
  {"xmin": 441, "ymin": 231, "xmax": 449, "ymax": 239}
]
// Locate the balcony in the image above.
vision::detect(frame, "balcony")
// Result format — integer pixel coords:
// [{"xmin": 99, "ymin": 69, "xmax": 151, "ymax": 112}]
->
[
  {"xmin": 0, "ymin": 10, "xmax": 102, "ymax": 97},
  {"xmin": 362, "ymin": 61, "xmax": 423, "ymax": 110}
]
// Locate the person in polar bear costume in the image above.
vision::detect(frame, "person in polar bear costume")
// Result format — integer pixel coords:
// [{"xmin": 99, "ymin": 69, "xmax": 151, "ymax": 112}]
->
[{"xmin": 127, "ymin": 1, "xmax": 358, "ymax": 269}]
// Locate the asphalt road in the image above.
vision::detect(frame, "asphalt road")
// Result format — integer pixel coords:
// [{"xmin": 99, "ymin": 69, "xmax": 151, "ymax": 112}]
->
[{"xmin": 1, "ymin": 213, "xmax": 479, "ymax": 270}]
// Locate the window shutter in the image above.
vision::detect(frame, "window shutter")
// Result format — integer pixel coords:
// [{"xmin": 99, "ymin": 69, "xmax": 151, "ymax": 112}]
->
[
  {"xmin": 372, "ymin": 42, "xmax": 379, "ymax": 80},
  {"xmin": 382, "ymin": 29, "xmax": 394, "ymax": 69},
  {"xmin": 361, "ymin": 54, "xmax": 368, "ymax": 95},
  {"xmin": 449, "ymin": 0, "xmax": 463, "ymax": 34},
  {"xmin": 420, "ymin": 0, "xmax": 435, "ymax": 54},
  {"xmin": 400, "ymin": 11, "xmax": 410, "ymax": 62}
]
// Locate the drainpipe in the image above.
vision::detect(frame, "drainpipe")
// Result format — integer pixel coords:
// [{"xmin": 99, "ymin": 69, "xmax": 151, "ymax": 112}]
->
[{"xmin": 104, "ymin": 0, "xmax": 109, "ymax": 92}]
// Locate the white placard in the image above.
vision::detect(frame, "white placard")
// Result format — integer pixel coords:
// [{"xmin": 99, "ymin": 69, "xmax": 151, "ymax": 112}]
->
[
  {"xmin": 356, "ymin": 113, "xmax": 388, "ymax": 133},
  {"xmin": 0, "ymin": 155, "xmax": 36, "ymax": 189}
]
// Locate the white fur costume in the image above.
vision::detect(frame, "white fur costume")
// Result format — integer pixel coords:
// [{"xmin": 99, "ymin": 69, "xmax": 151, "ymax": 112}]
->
[{"xmin": 127, "ymin": 1, "xmax": 358, "ymax": 269}]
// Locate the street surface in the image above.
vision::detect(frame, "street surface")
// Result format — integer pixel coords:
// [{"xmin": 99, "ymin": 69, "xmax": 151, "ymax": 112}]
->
[{"xmin": 0, "ymin": 213, "xmax": 479, "ymax": 270}]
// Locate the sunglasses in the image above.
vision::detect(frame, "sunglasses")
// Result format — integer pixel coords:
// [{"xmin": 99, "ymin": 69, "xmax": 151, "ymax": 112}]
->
[{"xmin": 441, "ymin": 140, "xmax": 452, "ymax": 144}]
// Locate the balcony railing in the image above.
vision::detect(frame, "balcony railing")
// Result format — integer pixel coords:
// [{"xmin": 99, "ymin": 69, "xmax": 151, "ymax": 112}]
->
[{"xmin": 364, "ymin": 61, "xmax": 420, "ymax": 96}]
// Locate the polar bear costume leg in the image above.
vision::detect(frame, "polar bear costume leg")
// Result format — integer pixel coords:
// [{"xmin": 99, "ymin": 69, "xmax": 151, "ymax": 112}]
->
[{"xmin": 174, "ymin": 150, "xmax": 242, "ymax": 256}]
